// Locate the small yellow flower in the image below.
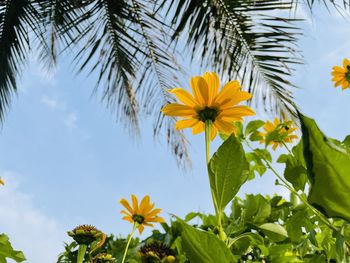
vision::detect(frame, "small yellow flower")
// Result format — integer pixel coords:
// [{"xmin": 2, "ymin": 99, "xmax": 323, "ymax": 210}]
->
[
  {"xmin": 0, "ymin": 178, "xmax": 4, "ymax": 186},
  {"xmin": 161, "ymin": 72, "xmax": 255, "ymax": 140},
  {"xmin": 332, "ymin": 59, "xmax": 350, "ymax": 90},
  {"xmin": 259, "ymin": 118, "xmax": 298, "ymax": 150},
  {"xmin": 119, "ymin": 195, "xmax": 164, "ymax": 234}
]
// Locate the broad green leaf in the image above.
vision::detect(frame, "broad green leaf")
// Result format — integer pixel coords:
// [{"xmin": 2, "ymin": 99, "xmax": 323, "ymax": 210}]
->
[
  {"xmin": 249, "ymin": 130, "xmax": 263, "ymax": 142},
  {"xmin": 259, "ymin": 223, "xmax": 288, "ymax": 242},
  {"xmin": 0, "ymin": 234, "xmax": 26, "ymax": 262},
  {"xmin": 209, "ymin": 135, "xmax": 249, "ymax": 212},
  {"xmin": 230, "ymin": 232, "xmax": 264, "ymax": 255},
  {"xmin": 300, "ymin": 115, "xmax": 350, "ymax": 221},
  {"xmin": 245, "ymin": 120, "xmax": 265, "ymax": 136},
  {"xmin": 176, "ymin": 220, "xmax": 235, "ymax": 263}
]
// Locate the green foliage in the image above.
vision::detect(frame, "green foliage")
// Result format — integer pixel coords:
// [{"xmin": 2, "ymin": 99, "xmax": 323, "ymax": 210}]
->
[
  {"xmin": 0, "ymin": 234, "xmax": 25, "ymax": 263},
  {"xmin": 174, "ymin": 220, "xmax": 235, "ymax": 263},
  {"xmin": 300, "ymin": 114, "xmax": 350, "ymax": 221},
  {"xmin": 56, "ymin": 115, "xmax": 350, "ymax": 262},
  {"xmin": 209, "ymin": 135, "xmax": 249, "ymax": 213}
]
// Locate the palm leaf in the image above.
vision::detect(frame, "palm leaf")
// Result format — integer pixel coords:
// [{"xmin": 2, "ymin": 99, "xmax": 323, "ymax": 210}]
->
[{"xmin": 0, "ymin": 0, "xmax": 43, "ymax": 122}]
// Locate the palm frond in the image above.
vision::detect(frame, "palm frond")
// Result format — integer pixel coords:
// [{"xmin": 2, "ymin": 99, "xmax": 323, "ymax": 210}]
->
[
  {"xmin": 66, "ymin": 0, "xmax": 141, "ymax": 132},
  {"xmin": 130, "ymin": 0, "xmax": 191, "ymax": 167},
  {"xmin": 0, "ymin": 0, "xmax": 42, "ymax": 122},
  {"xmin": 165, "ymin": 0, "xmax": 303, "ymax": 117}
]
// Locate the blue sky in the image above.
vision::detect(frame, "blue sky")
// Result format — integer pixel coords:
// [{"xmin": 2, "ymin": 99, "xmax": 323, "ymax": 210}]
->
[{"xmin": 1, "ymin": 6, "xmax": 350, "ymax": 263}]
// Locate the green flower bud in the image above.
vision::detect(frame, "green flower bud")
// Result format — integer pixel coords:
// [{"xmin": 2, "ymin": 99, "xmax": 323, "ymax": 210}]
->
[{"xmin": 67, "ymin": 225, "xmax": 102, "ymax": 245}]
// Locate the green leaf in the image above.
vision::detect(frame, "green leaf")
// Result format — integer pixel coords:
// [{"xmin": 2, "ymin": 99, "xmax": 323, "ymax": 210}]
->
[
  {"xmin": 209, "ymin": 135, "xmax": 249, "ymax": 212},
  {"xmin": 283, "ymin": 156, "xmax": 307, "ymax": 192},
  {"xmin": 259, "ymin": 223, "xmax": 288, "ymax": 242},
  {"xmin": 300, "ymin": 114, "xmax": 350, "ymax": 221},
  {"xmin": 245, "ymin": 120, "xmax": 265, "ymax": 137},
  {"xmin": 0, "ymin": 234, "xmax": 26, "ymax": 262},
  {"xmin": 176, "ymin": 220, "xmax": 235, "ymax": 263}
]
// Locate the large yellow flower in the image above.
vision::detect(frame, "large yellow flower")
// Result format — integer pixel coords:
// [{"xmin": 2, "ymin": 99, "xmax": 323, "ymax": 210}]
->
[
  {"xmin": 119, "ymin": 195, "xmax": 164, "ymax": 234},
  {"xmin": 0, "ymin": 178, "xmax": 4, "ymax": 186},
  {"xmin": 161, "ymin": 72, "xmax": 255, "ymax": 140},
  {"xmin": 259, "ymin": 118, "xmax": 298, "ymax": 150},
  {"xmin": 332, "ymin": 59, "xmax": 350, "ymax": 90}
]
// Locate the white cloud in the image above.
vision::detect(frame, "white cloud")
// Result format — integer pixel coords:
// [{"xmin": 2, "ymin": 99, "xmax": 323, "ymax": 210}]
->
[
  {"xmin": 0, "ymin": 172, "xmax": 67, "ymax": 263},
  {"xmin": 64, "ymin": 112, "xmax": 78, "ymax": 129},
  {"xmin": 41, "ymin": 96, "xmax": 66, "ymax": 111}
]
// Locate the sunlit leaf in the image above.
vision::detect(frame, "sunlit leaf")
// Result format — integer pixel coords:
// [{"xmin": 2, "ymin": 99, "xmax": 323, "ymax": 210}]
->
[
  {"xmin": 209, "ymin": 135, "xmax": 249, "ymax": 212},
  {"xmin": 300, "ymin": 114, "xmax": 350, "ymax": 221}
]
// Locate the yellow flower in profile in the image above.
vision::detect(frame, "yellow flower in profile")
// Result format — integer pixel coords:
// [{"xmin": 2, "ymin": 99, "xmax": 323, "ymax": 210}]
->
[
  {"xmin": 119, "ymin": 195, "xmax": 164, "ymax": 234},
  {"xmin": 161, "ymin": 72, "xmax": 255, "ymax": 140},
  {"xmin": 259, "ymin": 118, "xmax": 298, "ymax": 150},
  {"xmin": 0, "ymin": 178, "xmax": 4, "ymax": 186},
  {"xmin": 332, "ymin": 59, "xmax": 350, "ymax": 90}
]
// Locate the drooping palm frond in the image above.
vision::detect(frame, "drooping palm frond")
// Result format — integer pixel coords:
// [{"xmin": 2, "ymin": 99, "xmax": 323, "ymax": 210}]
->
[
  {"xmin": 165, "ymin": 0, "xmax": 303, "ymax": 117},
  {"xmin": 0, "ymin": 0, "xmax": 43, "ymax": 122},
  {"xmin": 130, "ymin": 0, "xmax": 190, "ymax": 167},
  {"xmin": 301, "ymin": 0, "xmax": 349, "ymax": 12}
]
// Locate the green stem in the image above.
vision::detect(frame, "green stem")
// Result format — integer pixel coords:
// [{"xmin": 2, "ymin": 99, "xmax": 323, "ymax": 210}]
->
[
  {"xmin": 77, "ymin": 244, "xmax": 87, "ymax": 263},
  {"xmin": 121, "ymin": 224, "xmax": 137, "ymax": 263},
  {"xmin": 205, "ymin": 121, "xmax": 211, "ymax": 165},
  {"xmin": 282, "ymin": 141, "xmax": 293, "ymax": 155},
  {"xmin": 204, "ymin": 121, "xmax": 225, "ymax": 241}
]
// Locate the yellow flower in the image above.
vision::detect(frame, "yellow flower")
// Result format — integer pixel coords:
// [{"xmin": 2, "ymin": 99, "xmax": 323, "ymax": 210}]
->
[
  {"xmin": 332, "ymin": 59, "xmax": 350, "ymax": 90},
  {"xmin": 119, "ymin": 195, "xmax": 164, "ymax": 234},
  {"xmin": 161, "ymin": 72, "xmax": 255, "ymax": 140},
  {"xmin": 0, "ymin": 178, "xmax": 4, "ymax": 186},
  {"xmin": 259, "ymin": 118, "xmax": 298, "ymax": 150}
]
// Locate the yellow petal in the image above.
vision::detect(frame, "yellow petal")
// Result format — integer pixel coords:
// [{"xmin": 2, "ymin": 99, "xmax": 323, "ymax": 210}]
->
[
  {"xmin": 168, "ymin": 88, "xmax": 197, "ymax": 107},
  {"xmin": 197, "ymin": 77, "xmax": 209, "ymax": 104},
  {"xmin": 220, "ymin": 116, "xmax": 244, "ymax": 123},
  {"xmin": 144, "ymin": 217, "xmax": 165, "ymax": 223},
  {"xmin": 122, "ymin": 216, "xmax": 134, "ymax": 223},
  {"xmin": 0, "ymin": 178, "xmax": 4, "ymax": 186},
  {"xmin": 214, "ymin": 80, "xmax": 241, "ymax": 105},
  {"xmin": 273, "ymin": 118, "xmax": 280, "ymax": 126},
  {"xmin": 139, "ymin": 195, "xmax": 151, "ymax": 214},
  {"xmin": 343, "ymin": 59, "xmax": 350, "ymax": 68},
  {"xmin": 219, "ymin": 106, "xmax": 255, "ymax": 118},
  {"xmin": 190, "ymin": 76, "xmax": 206, "ymax": 105},
  {"xmin": 220, "ymin": 91, "xmax": 252, "ymax": 109},
  {"xmin": 335, "ymin": 79, "xmax": 344, "ymax": 87},
  {"xmin": 119, "ymin": 198, "xmax": 134, "ymax": 214},
  {"xmin": 131, "ymin": 194, "xmax": 139, "ymax": 213},
  {"xmin": 192, "ymin": 121, "xmax": 205, "ymax": 135},
  {"xmin": 161, "ymin": 104, "xmax": 196, "ymax": 117},
  {"xmin": 214, "ymin": 119, "xmax": 236, "ymax": 135},
  {"xmin": 175, "ymin": 118, "xmax": 199, "ymax": 130},
  {"xmin": 121, "ymin": 210, "xmax": 132, "ymax": 216},
  {"xmin": 145, "ymin": 208, "xmax": 162, "ymax": 217},
  {"xmin": 211, "ymin": 125, "xmax": 217, "ymax": 141},
  {"xmin": 138, "ymin": 224, "xmax": 145, "ymax": 234},
  {"xmin": 203, "ymin": 72, "xmax": 220, "ymax": 105},
  {"xmin": 342, "ymin": 81, "xmax": 348, "ymax": 90},
  {"xmin": 333, "ymin": 66, "xmax": 347, "ymax": 73}
]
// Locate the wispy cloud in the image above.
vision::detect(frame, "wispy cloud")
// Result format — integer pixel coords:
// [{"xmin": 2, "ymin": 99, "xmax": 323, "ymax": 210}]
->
[
  {"xmin": 64, "ymin": 112, "xmax": 78, "ymax": 129},
  {"xmin": 0, "ymin": 172, "xmax": 67, "ymax": 263}
]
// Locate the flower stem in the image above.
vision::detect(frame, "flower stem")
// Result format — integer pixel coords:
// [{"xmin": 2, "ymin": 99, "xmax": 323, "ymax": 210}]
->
[
  {"xmin": 76, "ymin": 244, "xmax": 87, "ymax": 263},
  {"xmin": 204, "ymin": 121, "xmax": 225, "ymax": 241},
  {"xmin": 205, "ymin": 121, "xmax": 211, "ymax": 165},
  {"xmin": 121, "ymin": 224, "xmax": 137, "ymax": 263}
]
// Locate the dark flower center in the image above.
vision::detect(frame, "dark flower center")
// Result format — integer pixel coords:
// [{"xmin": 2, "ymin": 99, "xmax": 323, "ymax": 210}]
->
[
  {"xmin": 197, "ymin": 107, "xmax": 218, "ymax": 122},
  {"xmin": 346, "ymin": 66, "xmax": 350, "ymax": 82},
  {"xmin": 132, "ymin": 214, "xmax": 144, "ymax": 224}
]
